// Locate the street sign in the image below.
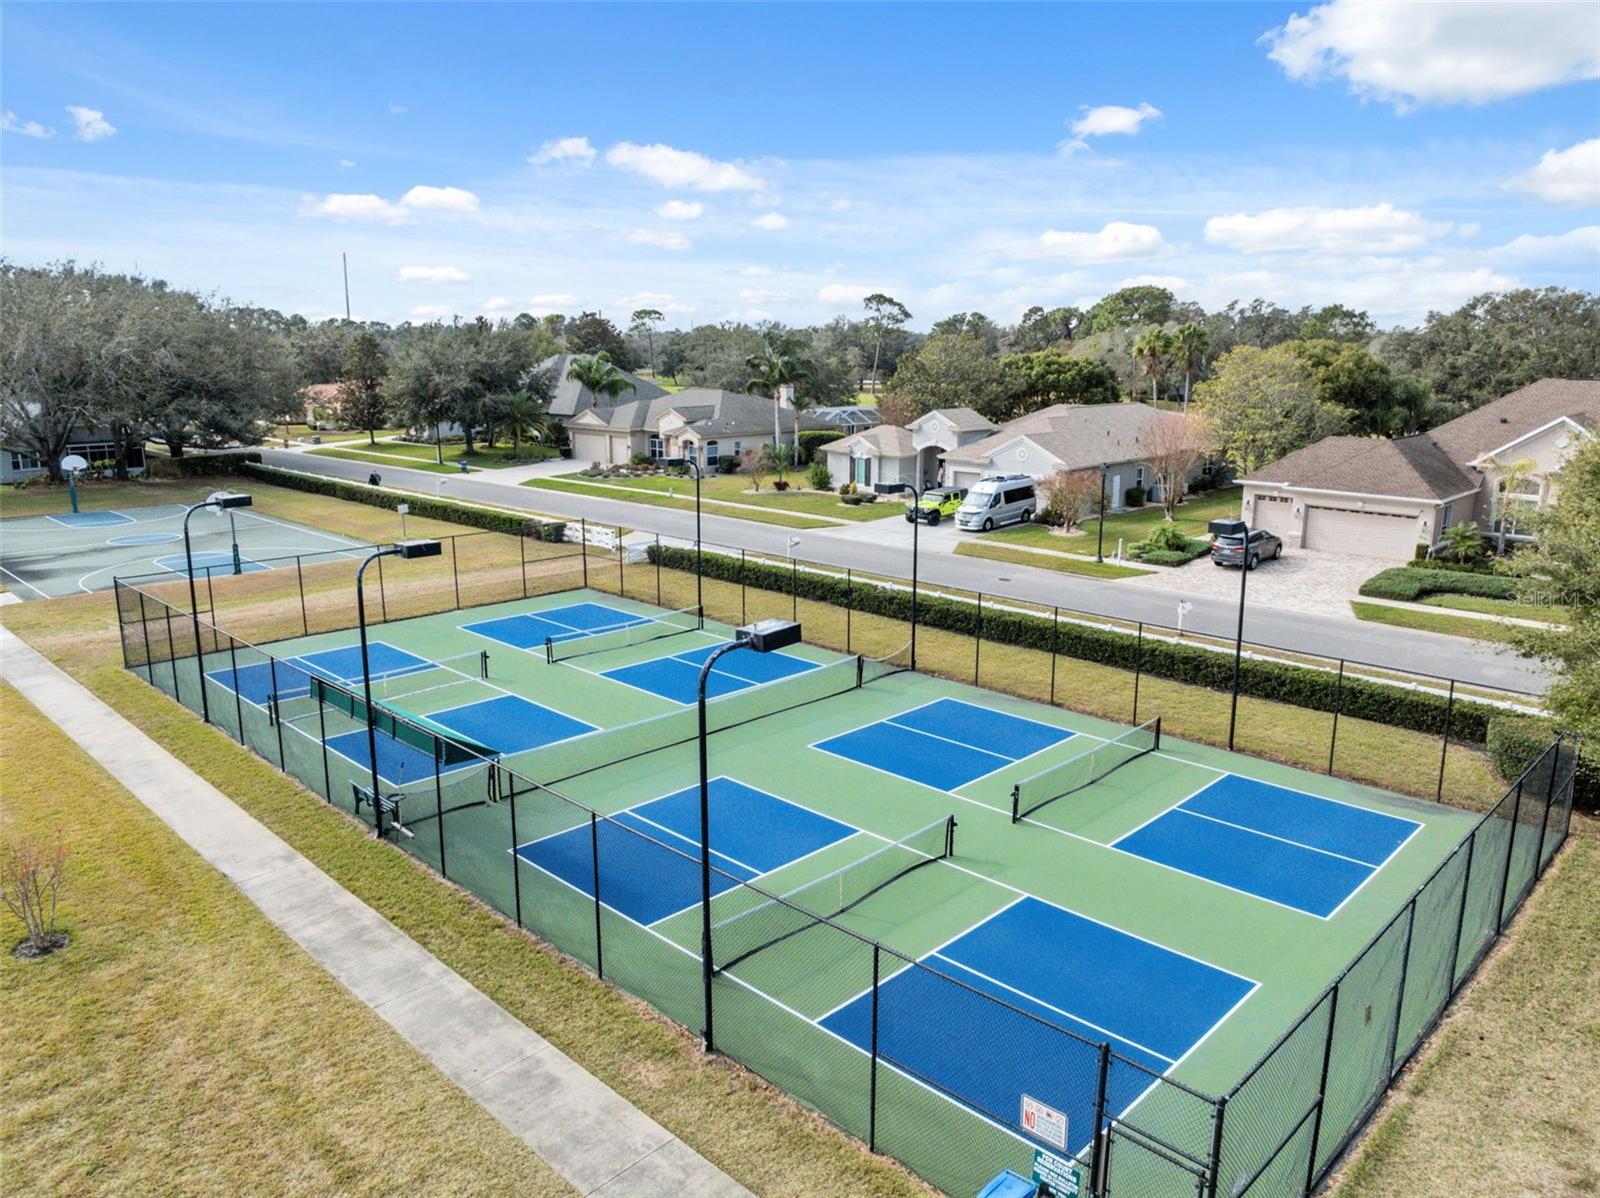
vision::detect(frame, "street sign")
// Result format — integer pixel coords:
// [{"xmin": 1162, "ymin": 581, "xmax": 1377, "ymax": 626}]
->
[
  {"xmin": 1020, "ymin": 1094, "xmax": 1067, "ymax": 1149},
  {"xmin": 1031, "ymin": 1148, "xmax": 1082, "ymax": 1196}
]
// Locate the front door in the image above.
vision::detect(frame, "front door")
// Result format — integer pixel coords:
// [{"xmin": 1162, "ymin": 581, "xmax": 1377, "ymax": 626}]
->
[{"xmin": 1110, "ymin": 474, "xmax": 1123, "ymax": 509}]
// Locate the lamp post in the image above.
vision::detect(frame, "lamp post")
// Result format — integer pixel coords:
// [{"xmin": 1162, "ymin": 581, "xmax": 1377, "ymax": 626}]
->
[
  {"xmin": 663, "ymin": 456, "xmax": 704, "ymax": 615},
  {"xmin": 1096, "ymin": 464, "xmax": 1109, "ymax": 563},
  {"xmin": 906, "ymin": 481, "xmax": 925, "ymax": 671},
  {"xmin": 183, "ymin": 492, "xmax": 253, "ymax": 724},
  {"xmin": 696, "ymin": 617, "xmax": 802, "ymax": 1052},
  {"xmin": 356, "ymin": 539, "xmax": 442, "ymax": 837},
  {"xmin": 1226, "ymin": 525, "xmax": 1252, "ymax": 751}
]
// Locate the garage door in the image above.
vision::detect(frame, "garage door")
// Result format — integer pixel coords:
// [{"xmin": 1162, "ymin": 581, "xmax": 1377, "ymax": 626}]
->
[
  {"xmin": 1302, "ymin": 506, "xmax": 1418, "ymax": 560},
  {"xmin": 1252, "ymin": 494, "xmax": 1296, "ymax": 538},
  {"xmin": 570, "ymin": 431, "xmax": 612, "ymax": 464},
  {"xmin": 947, "ymin": 468, "xmax": 982, "ymax": 491}
]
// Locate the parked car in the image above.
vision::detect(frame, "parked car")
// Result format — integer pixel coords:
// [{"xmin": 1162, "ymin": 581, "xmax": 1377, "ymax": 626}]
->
[
  {"xmin": 1210, "ymin": 520, "xmax": 1282, "ymax": 569},
  {"xmin": 956, "ymin": 475, "xmax": 1037, "ymax": 531},
  {"xmin": 906, "ymin": 486, "xmax": 967, "ymax": 525}
]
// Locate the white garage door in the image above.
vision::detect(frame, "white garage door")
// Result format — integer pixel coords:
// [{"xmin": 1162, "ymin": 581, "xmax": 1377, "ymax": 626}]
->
[
  {"xmin": 947, "ymin": 468, "xmax": 983, "ymax": 491},
  {"xmin": 1302, "ymin": 506, "xmax": 1419, "ymax": 560},
  {"xmin": 570, "ymin": 431, "xmax": 612, "ymax": 465},
  {"xmin": 1252, "ymin": 494, "xmax": 1296, "ymax": 538}
]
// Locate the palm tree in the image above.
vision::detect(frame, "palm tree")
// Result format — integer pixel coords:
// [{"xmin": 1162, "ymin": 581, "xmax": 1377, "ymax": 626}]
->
[
  {"xmin": 565, "ymin": 352, "xmax": 636, "ymax": 411},
  {"xmin": 501, "ymin": 389, "xmax": 552, "ymax": 460},
  {"xmin": 1132, "ymin": 327, "xmax": 1174, "ymax": 404},
  {"xmin": 746, "ymin": 335, "xmax": 812, "ymax": 457},
  {"xmin": 1486, "ymin": 454, "xmax": 1539, "ymax": 555},
  {"xmin": 1171, "ymin": 323, "xmax": 1208, "ymax": 414}
]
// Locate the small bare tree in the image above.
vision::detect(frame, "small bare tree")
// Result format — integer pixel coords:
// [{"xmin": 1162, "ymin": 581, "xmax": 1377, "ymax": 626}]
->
[
  {"xmin": 2, "ymin": 832, "xmax": 69, "ymax": 957},
  {"xmin": 1142, "ymin": 412, "xmax": 1211, "ymax": 520},
  {"xmin": 738, "ymin": 447, "xmax": 768, "ymax": 492},
  {"xmin": 1039, "ymin": 469, "xmax": 1101, "ymax": 533}
]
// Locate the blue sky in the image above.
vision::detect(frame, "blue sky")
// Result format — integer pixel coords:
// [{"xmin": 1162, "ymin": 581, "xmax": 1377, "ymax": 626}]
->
[{"xmin": 3, "ymin": 1, "xmax": 1597, "ymax": 329}]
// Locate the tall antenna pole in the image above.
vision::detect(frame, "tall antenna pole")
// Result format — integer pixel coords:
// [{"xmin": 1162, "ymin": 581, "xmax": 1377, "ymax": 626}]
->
[{"xmin": 342, "ymin": 252, "xmax": 351, "ymax": 320}]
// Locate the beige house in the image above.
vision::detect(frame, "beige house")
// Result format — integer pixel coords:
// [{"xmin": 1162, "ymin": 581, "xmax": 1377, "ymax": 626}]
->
[
  {"xmin": 819, "ymin": 408, "xmax": 997, "ymax": 490},
  {"xmin": 565, "ymin": 388, "xmax": 798, "ymax": 468},
  {"xmin": 1239, "ymin": 378, "xmax": 1599, "ymax": 560}
]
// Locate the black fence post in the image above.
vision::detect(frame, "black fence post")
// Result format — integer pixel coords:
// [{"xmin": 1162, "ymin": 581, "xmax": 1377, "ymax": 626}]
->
[
  {"xmin": 226, "ymin": 639, "xmax": 245, "ymax": 742},
  {"xmin": 740, "ymin": 550, "xmax": 748, "ymax": 625},
  {"xmin": 205, "ymin": 568, "xmax": 217, "ymax": 627},
  {"xmin": 1204, "ymin": 1094, "xmax": 1228, "ymax": 1198},
  {"xmin": 1131, "ymin": 622, "xmax": 1143, "ymax": 725},
  {"xmin": 1447, "ymin": 831, "xmax": 1477, "ymax": 991},
  {"xmin": 973, "ymin": 591, "xmax": 983, "ymax": 685},
  {"xmin": 162, "ymin": 602, "xmax": 182, "ymax": 703},
  {"xmin": 1303, "ymin": 986, "xmax": 1340, "ymax": 1194},
  {"xmin": 655, "ymin": 534, "xmax": 662, "ymax": 606},
  {"xmin": 1327, "ymin": 660, "xmax": 1346, "ymax": 774},
  {"xmin": 376, "ymin": 552, "xmax": 389, "ymax": 623},
  {"xmin": 296, "ymin": 556, "xmax": 310, "ymax": 635},
  {"xmin": 519, "ymin": 533, "xmax": 529, "ymax": 599},
  {"xmin": 451, "ymin": 536, "xmax": 462, "ymax": 609},
  {"xmin": 790, "ymin": 557, "xmax": 797, "ymax": 621},
  {"xmin": 1495, "ymin": 779, "xmax": 1525, "ymax": 929},
  {"xmin": 433, "ymin": 745, "xmax": 447, "ymax": 877},
  {"xmin": 580, "ymin": 518, "xmax": 590, "ymax": 589},
  {"xmin": 269, "ymin": 658, "xmax": 286, "ymax": 766},
  {"xmin": 1385, "ymin": 900, "xmax": 1417, "ymax": 1081},
  {"xmin": 134, "ymin": 589, "xmax": 151, "ymax": 678},
  {"xmin": 1049, "ymin": 607, "xmax": 1060, "ymax": 706},
  {"xmin": 591, "ymin": 812, "xmax": 605, "ymax": 979},
  {"xmin": 316, "ymin": 695, "xmax": 332, "ymax": 802},
  {"xmin": 617, "ymin": 526, "xmax": 625, "ymax": 596},
  {"xmin": 1089, "ymin": 1043, "xmax": 1111, "ymax": 1193},
  {"xmin": 1435, "ymin": 680, "xmax": 1455, "ymax": 801},
  {"xmin": 1533, "ymin": 736, "xmax": 1563, "ymax": 877},
  {"xmin": 509, "ymin": 782, "xmax": 523, "ymax": 929},
  {"xmin": 846, "ymin": 568, "xmax": 854, "ymax": 654},
  {"xmin": 868, "ymin": 942, "xmax": 881, "ymax": 1153}
]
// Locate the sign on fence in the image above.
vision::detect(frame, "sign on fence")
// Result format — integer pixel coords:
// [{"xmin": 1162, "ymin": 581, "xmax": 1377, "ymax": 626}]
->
[
  {"xmin": 1021, "ymin": 1094, "xmax": 1068, "ymax": 1149},
  {"xmin": 1031, "ymin": 1148, "xmax": 1081, "ymax": 1196}
]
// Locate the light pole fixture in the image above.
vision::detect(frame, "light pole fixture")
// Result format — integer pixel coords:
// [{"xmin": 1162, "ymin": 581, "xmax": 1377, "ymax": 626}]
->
[
  {"xmin": 1096, "ymin": 464, "xmax": 1109, "ymax": 563},
  {"xmin": 356, "ymin": 539, "xmax": 442, "ymax": 838},
  {"xmin": 183, "ymin": 492, "xmax": 253, "ymax": 724},
  {"xmin": 697, "ymin": 617, "xmax": 802, "ymax": 1052},
  {"xmin": 663, "ymin": 456, "xmax": 704, "ymax": 615}
]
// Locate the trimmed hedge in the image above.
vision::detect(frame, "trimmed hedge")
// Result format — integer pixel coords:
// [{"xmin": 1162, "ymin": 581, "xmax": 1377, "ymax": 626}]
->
[
  {"xmin": 648, "ymin": 544, "xmax": 1502, "ymax": 744},
  {"xmin": 241, "ymin": 463, "xmax": 560, "ymax": 539},
  {"xmin": 796, "ymin": 430, "xmax": 839, "ymax": 465},
  {"xmin": 1487, "ymin": 714, "xmax": 1596, "ymax": 813},
  {"xmin": 1360, "ymin": 567, "xmax": 1517, "ymax": 603},
  {"xmin": 1131, "ymin": 536, "xmax": 1211, "ymax": 567},
  {"xmin": 147, "ymin": 450, "xmax": 262, "ymax": 478}
]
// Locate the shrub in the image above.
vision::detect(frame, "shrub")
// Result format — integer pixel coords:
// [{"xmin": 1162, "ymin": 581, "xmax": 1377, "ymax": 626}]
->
[
  {"xmin": 1, "ymin": 832, "xmax": 70, "ymax": 957},
  {"xmin": 1359, "ymin": 567, "xmax": 1517, "ymax": 603},
  {"xmin": 839, "ymin": 481, "xmax": 856, "ymax": 496},
  {"xmin": 146, "ymin": 450, "xmax": 262, "ymax": 478},
  {"xmin": 717, "ymin": 455, "xmax": 740, "ymax": 475},
  {"xmin": 1124, "ymin": 485, "xmax": 1146, "ymax": 508},
  {"xmin": 796, "ymin": 430, "xmax": 837, "ymax": 465},
  {"xmin": 841, "ymin": 493, "xmax": 865, "ymax": 506},
  {"xmin": 1487, "ymin": 715, "xmax": 1597, "ymax": 813},
  {"xmin": 806, "ymin": 460, "xmax": 833, "ymax": 490}
]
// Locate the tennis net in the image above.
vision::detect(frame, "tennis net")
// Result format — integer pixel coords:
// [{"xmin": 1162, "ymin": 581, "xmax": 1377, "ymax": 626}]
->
[
  {"xmin": 712, "ymin": 815, "xmax": 956, "ymax": 973},
  {"xmin": 371, "ymin": 649, "xmax": 491, "ymax": 703},
  {"xmin": 1010, "ymin": 716, "xmax": 1161, "ymax": 822},
  {"xmin": 546, "ymin": 606, "xmax": 703, "ymax": 662}
]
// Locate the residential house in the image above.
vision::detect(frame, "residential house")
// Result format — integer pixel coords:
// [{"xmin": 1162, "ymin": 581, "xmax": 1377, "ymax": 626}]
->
[
  {"xmin": 1239, "ymin": 378, "xmax": 1600, "ymax": 560},
  {"xmin": 819, "ymin": 407, "xmax": 997, "ymax": 491},
  {"xmin": 803, "ymin": 405, "xmax": 882, "ymax": 436},
  {"xmin": 2, "ymin": 416, "xmax": 146, "ymax": 483},
  {"xmin": 537, "ymin": 353, "xmax": 666, "ymax": 421},
  {"xmin": 565, "ymin": 387, "xmax": 799, "ymax": 469},
  {"xmin": 298, "ymin": 382, "xmax": 344, "ymax": 424}
]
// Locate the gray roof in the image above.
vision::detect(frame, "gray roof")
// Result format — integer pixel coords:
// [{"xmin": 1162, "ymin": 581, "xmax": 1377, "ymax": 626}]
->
[
  {"xmin": 942, "ymin": 403, "xmax": 1167, "ymax": 470},
  {"xmin": 815, "ymin": 424, "xmax": 918, "ymax": 457},
  {"xmin": 915, "ymin": 407, "xmax": 997, "ymax": 433},
  {"xmin": 1241, "ymin": 435, "xmax": 1477, "ymax": 501},
  {"xmin": 538, "ymin": 353, "xmax": 666, "ymax": 419},
  {"xmin": 1428, "ymin": 378, "xmax": 1600, "ymax": 464},
  {"xmin": 568, "ymin": 387, "xmax": 796, "ymax": 438}
]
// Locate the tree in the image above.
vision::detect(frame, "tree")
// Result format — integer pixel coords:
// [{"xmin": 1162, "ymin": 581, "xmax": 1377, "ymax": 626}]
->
[
  {"xmin": 338, "ymin": 331, "xmax": 389, "ymax": 444},
  {"xmin": 746, "ymin": 332, "xmax": 812, "ymax": 453},
  {"xmin": 861, "ymin": 293, "xmax": 911, "ymax": 387},
  {"xmin": 1084, "ymin": 286, "xmax": 1175, "ymax": 335},
  {"xmin": 501, "ymin": 389, "xmax": 553, "ymax": 459},
  {"xmin": 929, "ymin": 311, "xmax": 1001, "ymax": 352},
  {"xmin": 1171, "ymin": 323, "xmax": 1209, "ymax": 413},
  {"xmin": 565, "ymin": 351, "xmax": 636, "ymax": 410},
  {"xmin": 1193, "ymin": 344, "xmax": 1348, "ymax": 476},
  {"xmin": 1001, "ymin": 353, "xmax": 1118, "ymax": 416},
  {"xmin": 1141, "ymin": 413, "xmax": 1211, "ymax": 519},
  {"xmin": 565, "ymin": 311, "xmax": 633, "ymax": 367},
  {"xmin": 737, "ymin": 446, "xmax": 768, "ymax": 492},
  {"xmin": 382, "ymin": 319, "xmax": 536, "ymax": 455},
  {"xmin": 630, "ymin": 308, "xmax": 663, "ymax": 377},
  {"xmin": 1505, "ymin": 436, "xmax": 1600, "ymax": 741},
  {"xmin": 1012, "ymin": 306, "xmax": 1083, "ymax": 352},
  {"xmin": 1300, "ymin": 304, "xmax": 1376, "ymax": 343},
  {"xmin": 1437, "ymin": 520, "xmax": 1485, "ymax": 565},
  {"xmin": 1037, "ymin": 469, "xmax": 1101, "ymax": 532},
  {"xmin": 1485, "ymin": 454, "xmax": 1539, "ymax": 556},
  {"xmin": 881, "ymin": 333, "xmax": 1016, "ymax": 424},
  {"xmin": 1132, "ymin": 326, "xmax": 1174, "ymax": 403},
  {"xmin": 0, "ymin": 832, "xmax": 70, "ymax": 957}
]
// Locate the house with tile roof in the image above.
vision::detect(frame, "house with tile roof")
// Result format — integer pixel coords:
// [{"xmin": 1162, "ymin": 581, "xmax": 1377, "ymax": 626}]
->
[{"xmin": 1239, "ymin": 378, "xmax": 1600, "ymax": 560}]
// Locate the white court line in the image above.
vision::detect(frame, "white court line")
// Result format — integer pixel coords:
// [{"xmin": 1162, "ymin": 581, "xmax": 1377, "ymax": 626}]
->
[
  {"xmin": 1173, "ymin": 808, "xmax": 1382, "ymax": 869},
  {"xmin": 0, "ymin": 563, "xmax": 51, "ymax": 599}
]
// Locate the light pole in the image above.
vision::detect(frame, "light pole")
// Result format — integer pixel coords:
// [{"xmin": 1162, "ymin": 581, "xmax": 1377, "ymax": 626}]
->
[
  {"xmin": 697, "ymin": 617, "xmax": 802, "ymax": 1052},
  {"xmin": 1226, "ymin": 524, "xmax": 1252, "ymax": 751},
  {"xmin": 906, "ymin": 481, "xmax": 925, "ymax": 671},
  {"xmin": 1096, "ymin": 464, "xmax": 1109, "ymax": 563},
  {"xmin": 355, "ymin": 539, "xmax": 442, "ymax": 837},
  {"xmin": 664, "ymin": 456, "xmax": 704, "ymax": 615},
  {"xmin": 183, "ymin": 492, "xmax": 252, "ymax": 724}
]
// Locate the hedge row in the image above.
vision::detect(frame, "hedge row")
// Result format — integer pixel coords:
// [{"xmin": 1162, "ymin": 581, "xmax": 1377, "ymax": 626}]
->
[
  {"xmin": 241, "ymin": 463, "xmax": 567, "ymax": 540},
  {"xmin": 648, "ymin": 544, "xmax": 1501, "ymax": 744},
  {"xmin": 1487, "ymin": 714, "xmax": 1596, "ymax": 813},
  {"xmin": 795, "ymin": 430, "xmax": 840, "ymax": 465},
  {"xmin": 1132, "ymin": 537, "xmax": 1212, "ymax": 567},
  {"xmin": 1359, "ymin": 567, "xmax": 1518, "ymax": 603},
  {"xmin": 148, "ymin": 450, "xmax": 263, "ymax": 478}
]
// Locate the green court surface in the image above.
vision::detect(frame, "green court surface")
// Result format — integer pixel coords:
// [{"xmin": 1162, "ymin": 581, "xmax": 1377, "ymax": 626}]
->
[{"xmin": 132, "ymin": 587, "xmax": 1545, "ymax": 1197}]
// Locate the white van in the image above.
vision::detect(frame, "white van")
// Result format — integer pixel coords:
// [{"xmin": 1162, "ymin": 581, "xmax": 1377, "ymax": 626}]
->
[{"xmin": 955, "ymin": 474, "xmax": 1037, "ymax": 531}]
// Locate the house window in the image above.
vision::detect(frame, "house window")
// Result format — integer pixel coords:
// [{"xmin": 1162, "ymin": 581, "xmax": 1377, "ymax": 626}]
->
[
  {"xmin": 686, "ymin": 442, "xmax": 699, "ymax": 465},
  {"xmin": 648, "ymin": 435, "xmax": 663, "ymax": 460},
  {"xmin": 852, "ymin": 457, "xmax": 872, "ymax": 486},
  {"xmin": 9, "ymin": 450, "xmax": 41, "ymax": 472},
  {"xmin": 1440, "ymin": 504, "xmax": 1454, "ymax": 533},
  {"xmin": 704, "ymin": 440, "xmax": 719, "ymax": 467},
  {"xmin": 1135, "ymin": 466, "xmax": 1145, "ymax": 489}
]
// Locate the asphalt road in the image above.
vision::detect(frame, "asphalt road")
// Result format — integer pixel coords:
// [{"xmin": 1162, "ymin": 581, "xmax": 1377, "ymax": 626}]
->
[{"xmin": 255, "ymin": 448, "xmax": 1552, "ymax": 695}]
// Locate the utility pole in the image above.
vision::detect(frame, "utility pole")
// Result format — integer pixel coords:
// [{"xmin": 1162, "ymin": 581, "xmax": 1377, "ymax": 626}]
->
[{"xmin": 342, "ymin": 252, "xmax": 351, "ymax": 320}]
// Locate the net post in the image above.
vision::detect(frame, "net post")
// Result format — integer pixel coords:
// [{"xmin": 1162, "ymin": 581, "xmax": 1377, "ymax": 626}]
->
[
  {"xmin": 1533, "ymin": 735, "xmax": 1562, "ymax": 878},
  {"xmin": 856, "ymin": 654, "xmax": 865, "ymax": 690},
  {"xmin": 270, "ymin": 657, "xmax": 286, "ymax": 767},
  {"xmin": 1447, "ymin": 830, "xmax": 1477, "ymax": 992},
  {"xmin": 376, "ymin": 552, "xmax": 389, "ymax": 623},
  {"xmin": 1328, "ymin": 659, "xmax": 1345, "ymax": 774},
  {"xmin": 868, "ymin": 942, "xmax": 881, "ymax": 1153},
  {"xmin": 1131, "ymin": 622, "xmax": 1142, "ymax": 724},
  {"xmin": 591, "ymin": 811, "xmax": 605, "ymax": 979},
  {"xmin": 580, "ymin": 518, "xmax": 590, "ymax": 588},
  {"xmin": 1152, "ymin": 715, "xmax": 1161, "ymax": 752},
  {"xmin": 1204, "ymin": 1093, "xmax": 1228, "ymax": 1198},
  {"xmin": 162, "ymin": 602, "xmax": 182, "ymax": 704},
  {"xmin": 508, "ymin": 776, "xmax": 523, "ymax": 929},
  {"xmin": 296, "ymin": 556, "xmax": 309, "ymax": 635},
  {"xmin": 1089, "ymin": 1042, "xmax": 1111, "ymax": 1195},
  {"xmin": 228, "ymin": 638, "xmax": 245, "ymax": 740},
  {"xmin": 944, "ymin": 814, "xmax": 956, "ymax": 858},
  {"xmin": 1435, "ymin": 679, "xmax": 1455, "ymax": 801},
  {"xmin": 1384, "ymin": 899, "xmax": 1417, "ymax": 1082},
  {"xmin": 544, "ymin": 636, "xmax": 555, "ymax": 665},
  {"xmin": 1010, "ymin": 785, "xmax": 1021, "ymax": 824},
  {"xmin": 1495, "ymin": 779, "xmax": 1525, "ymax": 929},
  {"xmin": 434, "ymin": 740, "xmax": 447, "ymax": 878},
  {"xmin": 1303, "ymin": 984, "xmax": 1340, "ymax": 1194},
  {"xmin": 1049, "ymin": 606, "xmax": 1060, "ymax": 706},
  {"xmin": 451, "ymin": 536, "xmax": 462, "ymax": 609},
  {"xmin": 973, "ymin": 591, "xmax": 982, "ymax": 684}
]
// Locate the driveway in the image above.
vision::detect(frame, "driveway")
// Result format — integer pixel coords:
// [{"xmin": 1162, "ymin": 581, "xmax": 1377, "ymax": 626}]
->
[{"xmin": 1124, "ymin": 548, "xmax": 1392, "ymax": 617}]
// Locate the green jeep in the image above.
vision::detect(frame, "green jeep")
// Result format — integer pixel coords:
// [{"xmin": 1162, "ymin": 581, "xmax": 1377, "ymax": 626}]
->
[{"xmin": 905, "ymin": 486, "xmax": 967, "ymax": 525}]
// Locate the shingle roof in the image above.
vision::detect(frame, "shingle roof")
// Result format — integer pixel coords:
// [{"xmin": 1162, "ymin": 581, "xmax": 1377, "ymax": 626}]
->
[
  {"xmin": 1427, "ymin": 378, "xmax": 1600, "ymax": 464},
  {"xmin": 913, "ymin": 408, "xmax": 997, "ymax": 433},
  {"xmin": 1241, "ymin": 435, "xmax": 1477, "ymax": 500},
  {"xmin": 815, "ymin": 424, "xmax": 918, "ymax": 457},
  {"xmin": 538, "ymin": 353, "xmax": 666, "ymax": 418},
  {"xmin": 941, "ymin": 403, "xmax": 1167, "ymax": 470},
  {"xmin": 568, "ymin": 387, "xmax": 795, "ymax": 437}
]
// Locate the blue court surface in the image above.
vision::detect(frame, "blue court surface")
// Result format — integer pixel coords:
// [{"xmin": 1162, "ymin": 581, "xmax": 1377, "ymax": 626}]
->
[
  {"xmin": 822, "ymin": 897, "xmax": 1254, "ymax": 1154},
  {"xmin": 601, "ymin": 642, "xmax": 819, "ymax": 705},
  {"xmin": 107, "ymin": 532, "xmax": 182, "ymax": 546},
  {"xmin": 422, "ymin": 694, "xmax": 594, "ymax": 756},
  {"xmin": 155, "ymin": 550, "xmax": 270, "ymax": 579},
  {"xmin": 207, "ymin": 641, "xmax": 432, "ymax": 706},
  {"xmin": 463, "ymin": 602, "xmax": 647, "ymax": 651},
  {"xmin": 323, "ymin": 727, "xmax": 481, "ymax": 787},
  {"xmin": 516, "ymin": 778, "xmax": 857, "ymax": 925},
  {"xmin": 46, "ymin": 510, "xmax": 135, "ymax": 527},
  {"xmin": 1114, "ymin": 776, "xmax": 1422, "ymax": 918},
  {"xmin": 813, "ymin": 698, "xmax": 1074, "ymax": 793}
]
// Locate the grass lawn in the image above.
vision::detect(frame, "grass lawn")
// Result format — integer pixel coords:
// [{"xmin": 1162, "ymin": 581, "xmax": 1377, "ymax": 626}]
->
[
  {"xmin": 1328, "ymin": 814, "xmax": 1599, "ymax": 1198},
  {"xmin": 0, "ymin": 476, "xmax": 221, "ymax": 519},
  {"xmin": 269, "ymin": 425, "xmax": 406, "ymax": 445},
  {"xmin": 566, "ymin": 471, "xmax": 906, "ymax": 522},
  {"xmin": 1350, "ymin": 601, "xmax": 1521, "ymax": 645},
  {"xmin": 310, "ymin": 441, "xmax": 556, "ymax": 474},
  {"xmin": 0, "ymin": 682, "xmax": 570, "ymax": 1198},
  {"xmin": 1422, "ymin": 594, "xmax": 1570, "ymax": 624},
  {"xmin": 953, "ymin": 540, "xmax": 1152, "ymax": 579},
  {"xmin": 522, "ymin": 477, "xmax": 837, "ymax": 530},
  {"xmin": 978, "ymin": 487, "xmax": 1242, "ymax": 551}
]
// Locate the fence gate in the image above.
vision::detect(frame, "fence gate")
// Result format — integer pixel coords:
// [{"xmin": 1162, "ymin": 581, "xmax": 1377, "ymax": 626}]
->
[{"xmin": 1102, "ymin": 1118, "xmax": 1209, "ymax": 1197}]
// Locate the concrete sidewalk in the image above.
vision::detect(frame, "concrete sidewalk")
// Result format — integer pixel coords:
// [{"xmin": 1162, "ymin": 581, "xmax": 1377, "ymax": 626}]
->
[{"xmin": 0, "ymin": 627, "xmax": 750, "ymax": 1198}]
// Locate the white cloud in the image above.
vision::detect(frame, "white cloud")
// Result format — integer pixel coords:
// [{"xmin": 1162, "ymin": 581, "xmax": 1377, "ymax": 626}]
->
[
  {"xmin": 2, "ymin": 111, "xmax": 55, "ymax": 139},
  {"xmin": 751, "ymin": 212, "xmax": 789, "ymax": 231},
  {"xmin": 616, "ymin": 291, "xmax": 694, "ymax": 314},
  {"xmin": 303, "ymin": 193, "xmax": 411, "ymax": 224},
  {"xmin": 1488, "ymin": 226, "xmax": 1600, "ymax": 267},
  {"xmin": 1066, "ymin": 102, "xmax": 1162, "ymax": 150},
  {"xmin": 617, "ymin": 228, "xmax": 692, "ymax": 251},
  {"xmin": 398, "ymin": 185, "xmax": 479, "ymax": 213},
  {"xmin": 831, "ymin": 197, "xmax": 853, "ymax": 212},
  {"xmin": 1017, "ymin": 221, "xmax": 1172, "ymax": 262},
  {"xmin": 529, "ymin": 136, "xmax": 596, "ymax": 167},
  {"xmin": 338, "ymin": 158, "xmax": 356, "ymax": 169},
  {"xmin": 1200, "ymin": 260, "xmax": 1519, "ymax": 324},
  {"xmin": 605, "ymin": 141, "xmax": 765, "ymax": 192},
  {"xmin": 408, "ymin": 304, "xmax": 456, "ymax": 321},
  {"xmin": 1205, "ymin": 203, "xmax": 1452, "ymax": 255},
  {"xmin": 526, "ymin": 293, "xmax": 577, "ymax": 314},
  {"xmin": 656, "ymin": 199, "xmax": 704, "ymax": 221},
  {"xmin": 817, "ymin": 284, "xmax": 876, "ymax": 305},
  {"xmin": 1263, "ymin": 1, "xmax": 1600, "ymax": 108},
  {"xmin": 65, "ymin": 106, "xmax": 116, "ymax": 142},
  {"xmin": 389, "ymin": 103, "xmax": 408, "ymax": 115},
  {"xmin": 739, "ymin": 288, "xmax": 791, "ymax": 303},
  {"xmin": 1504, "ymin": 140, "xmax": 1600, "ymax": 207},
  {"xmin": 740, "ymin": 265, "xmax": 773, "ymax": 277},
  {"xmin": 397, "ymin": 265, "xmax": 470, "ymax": 283},
  {"xmin": 481, "ymin": 297, "xmax": 513, "ymax": 314},
  {"xmin": 1117, "ymin": 274, "xmax": 1192, "ymax": 294}
]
